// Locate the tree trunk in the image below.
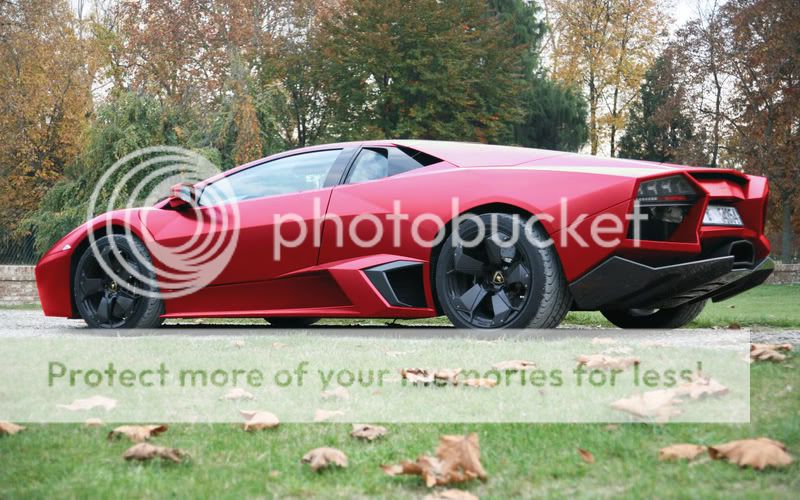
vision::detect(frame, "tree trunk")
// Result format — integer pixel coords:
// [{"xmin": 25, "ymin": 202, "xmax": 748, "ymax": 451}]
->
[
  {"xmin": 782, "ymin": 196, "xmax": 794, "ymax": 262},
  {"xmin": 589, "ymin": 72, "xmax": 598, "ymax": 155}
]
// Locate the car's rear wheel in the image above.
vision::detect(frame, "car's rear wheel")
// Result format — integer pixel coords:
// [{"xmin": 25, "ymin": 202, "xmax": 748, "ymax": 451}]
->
[
  {"xmin": 266, "ymin": 317, "xmax": 320, "ymax": 328},
  {"xmin": 73, "ymin": 234, "xmax": 164, "ymax": 329},
  {"xmin": 601, "ymin": 301, "xmax": 706, "ymax": 329},
  {"xmin": 435, "ymin": 213, "xmax": 571, "ymax": 329}
]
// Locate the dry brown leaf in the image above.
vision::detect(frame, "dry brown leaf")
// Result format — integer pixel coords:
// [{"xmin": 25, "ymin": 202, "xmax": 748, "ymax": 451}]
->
[
  {"xmin": 240, "ymin": 410, "xmax": 279, "ymax": 431},
  {"xmin": 301, "ymin": 447, "xmax": 348, "ymax": 471},
  {"xmin": 750, "ymin": 343, "xmax": 791, "ymax": 362},
  {"xmin": 383, "ymin": 433, "xmax": 487, "ymax": 488},
  {"xmin": 401, "ymin": 368, "xmax": 461, "ymax": 385},
  {"xmin": 272, "ymin": 342, "xmax": 287, "ymax": 350},
  {"xmin": 123, "ymin": 442, "xmax": 186, "ymax": 464},
  {"xmin": 314, "ymin": 409, "xmax": 346, "ymax": 422},
  {"xmin": 658, "ymin": 444, "xmax": 707, "ymax": 461},
  {"xmin": 220, "ymin": 387, "xmax": 255, "ymax": 401},
  {"xmin": 351, "ymin": 423, "xmax": 388, "ymax": 441},
  {"xmin": 462, "ymin": 378, "xmax": 498, "ymax": 389},
  {"xmin": 611, "ymin": 389, "xmax": 683, "ymax": 422},
  {"xmin": 492, "ymin": 360, "xmax": 536, "ymax": 371},
  {"xmin": 591, "ymin": 337, "xmax": 617, "ymax": 345},
  {"xmin": 434, "ymin": 369, "xmax": 462, "ymax": 385},
  {"xmin": 58, "ymin": 395, "xmax": 118, "ymax": 411},
  {"xmin": 84, "ymin": 418, "xmax": 103, "ymax": 428},
  {"xmin": 604, "ymin": 424, "xmax": 619, "ymax": 432},
  {"xmin": 576, "ymin": 354, "xmax": 640, "ymax": 371},
  {"xmin": 0, "ymin": 422, "xmax": 25, "ymax": 435},
  {"xmin": 424, "ymin": 489, "xmax": 479, "ymax": 500},
  {"xmin": 675, "ymin": 373, "xmax": 729, "ymax": 400},
  {"xmin": 709, "ymin": 438, "xmax": 794, "ymax": 470},
  {"xmin": 108, "ymin": 425, "xmax": 168, "ymax": 443},
  {"xmin": 577, "ymin": 448, "xmax": 595, "ymax": 464},
  {"xmin": 321, "ymin": 386, "xmax": 351, "ymax": 400}
]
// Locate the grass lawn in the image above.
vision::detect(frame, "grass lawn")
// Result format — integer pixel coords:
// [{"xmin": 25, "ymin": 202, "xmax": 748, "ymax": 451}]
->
[{"xmin": 1, "ymin": 359, "xmax": 797, "ymax": 498}]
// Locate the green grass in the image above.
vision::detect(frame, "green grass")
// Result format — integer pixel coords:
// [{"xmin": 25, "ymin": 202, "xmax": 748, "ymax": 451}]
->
[{"xmin": 1, "ymin": 360, "xmax": 798, "ymax": 498}]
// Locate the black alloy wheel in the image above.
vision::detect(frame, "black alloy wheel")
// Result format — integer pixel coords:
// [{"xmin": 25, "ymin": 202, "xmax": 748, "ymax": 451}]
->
[
  {"xmin": 73, "ymin": 235, "xmax": 164, "ymax": 329},
  {"xmin": 435, "ymin": 213, "xmax": 571, "ymax": 329}
]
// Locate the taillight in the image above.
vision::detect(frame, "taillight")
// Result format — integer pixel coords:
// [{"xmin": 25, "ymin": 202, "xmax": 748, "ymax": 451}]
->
[
  {"xmin": 631, "ymin": 175, "xmax": 698, "ymax": 241},
  {"xmin": 636, "ymin": 175, "xmax": 697, "ymax": 205}
]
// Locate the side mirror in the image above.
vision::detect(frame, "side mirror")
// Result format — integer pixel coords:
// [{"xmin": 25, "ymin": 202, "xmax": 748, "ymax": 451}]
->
[{"xmin": 168, "ymin": 182, "xmax": 198, "ymax": 208}]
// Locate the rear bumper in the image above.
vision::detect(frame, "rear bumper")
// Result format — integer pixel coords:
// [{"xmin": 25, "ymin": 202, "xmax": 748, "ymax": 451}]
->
[{"xmin": 569, "ymin": 255, "xmax": 774, "ymax": 310}]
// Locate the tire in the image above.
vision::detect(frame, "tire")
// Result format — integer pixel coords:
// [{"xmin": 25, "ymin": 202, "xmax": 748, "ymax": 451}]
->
[
  {"xmin": 73, "ymin": 234, "xmax": 164, "ymax": 329},
  {"xmin": 434, "ymin": 213, "xmax": 571, "ymax": 329},
  {"xmin": 266, "ymin": 317, "xmax": 320, "ymax": 328},
  {"xmin": 601, "ymin": 300, "xmax": 706, "ymax": 329}
]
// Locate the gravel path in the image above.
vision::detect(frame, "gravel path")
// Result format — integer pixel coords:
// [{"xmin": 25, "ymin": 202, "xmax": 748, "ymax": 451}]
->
[{"xmin": 1, "ymin": 310, "xmax": 799, "ymax": 345}]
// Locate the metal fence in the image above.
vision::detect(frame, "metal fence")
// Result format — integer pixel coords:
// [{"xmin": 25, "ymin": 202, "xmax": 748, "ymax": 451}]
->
[{"xmin": 0, "ymin": 234, "xmax": 39, "ymax": 265}]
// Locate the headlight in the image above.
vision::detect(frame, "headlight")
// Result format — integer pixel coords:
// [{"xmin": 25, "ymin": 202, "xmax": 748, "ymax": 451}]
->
[{"xmin": 637, "ymin": 175, "xmax": 696, "ymax": 204}]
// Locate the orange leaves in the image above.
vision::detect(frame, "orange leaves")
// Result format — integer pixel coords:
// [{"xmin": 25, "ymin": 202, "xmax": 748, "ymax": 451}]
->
[
  {"xmin": 351, "ymin": 424, "xmax": 388, "ymax": 441},
  {"xmin": 576, "ymin": 354, "xmax": 640, "ymax": 371},
  {"xmin": 658, "ymin": 444, "xmax": 707, "ymax": 462},
  {"xmin": 302, "ymin": 447, "xmax": 348, "ymax": 472},
  {"xmin": 0, "ymin": 422, "xmax": 25, "ymax": 435},
  {"xmin": 382, "ymin": 433, "xmax": 487, "ymax": 488},
  {"xmin": 240, "ymin": 410, "xmax": 280, "ymax": 431},
  {"xmin": 108, "ymin": 425, "xmax": 168, "ymax": 443},
  {"xmin": 123, "ymin": 443, "xmax": 187, "ymax": 464},
  {"xmin": 750, "ymin": 343, "xmax": 792, "ymax": 362},
  {"xmin": 709, "ymin": 438, "xmax": 794, "ymax": 470}
]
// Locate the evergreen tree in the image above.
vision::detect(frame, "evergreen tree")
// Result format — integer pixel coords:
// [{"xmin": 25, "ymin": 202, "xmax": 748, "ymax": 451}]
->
[{"xmin": 618, "ymin": 54, "xmax": 696, "ymax": 162}]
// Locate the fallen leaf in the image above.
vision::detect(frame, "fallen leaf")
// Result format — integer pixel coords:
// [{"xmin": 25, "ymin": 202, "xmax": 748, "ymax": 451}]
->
[
  {"xmin": 123, "ymin": 442, "xmax": 186, "ymax": 464},
  {"xmin": 58, "ymin": 395, "xmax": 117, "ymax": 411},
  {"xmin": 321, "ymin": 386, "xmax": 351, "ymax": 400},
  {"xmin": 0, "ymin": 422, "xmax": 25, "ymax": 435},
  {"xmin": 351, "ymin": 423, "xmax": 388, "ymax": 441},
  {"xmin": 401, "ymin": 368, "xmax": 461, "ymax": 385},
  {"xmin": 383, "ymin": 433, "xmax": 487, "ymax": 487},
  {"xmin": 728, "ymin": 322, "xmax": 741, "ymax": 330},
  {"xmin": 462, "ymin": 378, "xmax": 498, "ymax": 389},
  {"xmin": 658, "ymin": 444, "xmax": 707, "ymax": 461},
  {"xmin": 301, "ymin": 447, "xmax": 348, "ymax": 471},
  {"xmin": 230, "ymin": 340, "xmax": 245, "ymax": 348},
  {"xmin": 85, "ymin": 418, "xmax": 103, "ymax": 428},
  {"xmin": 492, "ymin": 360, "xmax": 536, "ymax": 371},
  {"xmin": 576, "ymin": 354, "xmax": 640, "ymax": 371},
  {"xmin": 709, "ymin": 438, "xmax": 794, "ymax": 470},
  {"xmin": 272, "ymin": 342, "xmax": 286, "ymax": 350},
  {"xmin": 269, "ymin": 470, "xmax": 281, "ymax": 478},
  {"xmin": 611, "ymin": 389, "xmax": 683, "ymax": 422},
  {"xmin": 108, "ymin": 425, "xmax": 168, "ymax": 443},
  {"xmin": 435, "ymin": 369, "xmax": 462, "ymax": 385},
  {"xmin": 240, "ymin": 410, "xmax": 279, "ymax": 431},
  {"xmin": 750, "ymin": 343, "xmax": 791, "ymax": 362},
  {"xmin": 314, "ymin": 409, "xmax": 346, "ymax": 422},
  {"xmin": 577, "ymin": 448, "xmax": 595, "ymax": 464},
  {"xmin": 220, "ymin": 387, "xmax": 255, "ymax": 401},
  {"xmin": 675, "ymin": 373, "xmax": 729, "ymax": 400},
  {"xmin": 604, "ymin": 424, "xmax": 619, "ymax": 432},
  {"xmin": 424, "ymin": 489, "xmax": 479, "ymax": 500},
  {"xmin": 591, "ymin": 337, "xmax": 617, "ymax": 345}
]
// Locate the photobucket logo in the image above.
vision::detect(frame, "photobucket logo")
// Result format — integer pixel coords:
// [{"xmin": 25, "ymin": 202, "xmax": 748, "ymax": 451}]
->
[{"xmin": 87, "ymin": 146, "xmax": 240, "ymax": 299}]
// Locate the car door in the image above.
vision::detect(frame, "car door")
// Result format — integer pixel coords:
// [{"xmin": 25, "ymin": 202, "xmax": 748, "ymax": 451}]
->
[{"xmin": 142, "ymin": 148, "xmax": 351, "ymax": 289}]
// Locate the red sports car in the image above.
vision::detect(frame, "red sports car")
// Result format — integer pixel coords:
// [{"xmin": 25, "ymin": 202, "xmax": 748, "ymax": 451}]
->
[{"xmin": 35, "ymin": 140, "xmax": 774, "ymax": 329}]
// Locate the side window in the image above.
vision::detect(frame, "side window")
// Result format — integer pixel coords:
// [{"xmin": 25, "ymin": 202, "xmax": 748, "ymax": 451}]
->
[
  {"xmin": 346, "ymin": 146, "xmax": 435, "ymax": 185},
  {"xmin": 199, "ymin": 149, "xmax": 341, "ymax": 206}
]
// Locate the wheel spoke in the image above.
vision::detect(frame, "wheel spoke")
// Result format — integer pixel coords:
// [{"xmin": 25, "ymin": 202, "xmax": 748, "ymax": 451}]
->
[
  {"xmin": 485, "ymin": 234, "xmax": 516, "ymax": 264},
  {"xmin": 453, "ymin": 246, "xmax": 484, "ymax": 276},
  {"xmin": 112, "ymin": 295, "xmax": 134, "ymax": 318},
  {"xmin": 96, "ymin": 296, "xmax": 111, "ymax": 324},
  {"xmin": 453, "ymin": 284, "xmax": 488, "ymax": 317},
  {"xmin": 505, "ymin": 261, "xmax": 531, "ymax": 286},
  {"xmin": 490, "ymin": 291, "xmax": 514, "ymax": 325},
  {"xmin": 79, "ymin": 278, "xmax": 104, "ymax": 300}
]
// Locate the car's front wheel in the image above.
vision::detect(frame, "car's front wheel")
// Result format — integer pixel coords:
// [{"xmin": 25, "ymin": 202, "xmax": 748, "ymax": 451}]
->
[
  {"xmin": 435, "ymin": 213, "xmax": 571, "ymax": 329},
  {"xmin": 601, "ymin": 301, "xmax": 706, "ymax": 329},
  {"xmin": 73, "ymin": 234, "xmax": 164, "ymax": 329}
]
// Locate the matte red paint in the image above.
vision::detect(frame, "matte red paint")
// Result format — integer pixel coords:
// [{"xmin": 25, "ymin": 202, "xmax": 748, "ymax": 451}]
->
[{"xmin": 35, "ymin": 140, "xmax": 771, "ymax": 320}]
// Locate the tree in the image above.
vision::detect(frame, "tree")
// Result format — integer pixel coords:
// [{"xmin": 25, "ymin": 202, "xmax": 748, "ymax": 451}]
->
[
  {"xmin": 721, "ymin": 0, "xmax": 800, "ymax": 262},
  {"xmin": 517, "ymin": 78, "xmax": 588, "ymax": 151},
  {"xmin": 545, "ymin": 0, "xmax": 666, "ymax": 155},
  {"xmin": 618, "ymin": 53, "xmax": 700, "ymax": 163},
  {"xmin": 0, "ymin": 0, "xmax": 93, "ymax": 246},
  {"xmin": 316, "ymin": 0, "xmax": 525, "ymax": 143}
]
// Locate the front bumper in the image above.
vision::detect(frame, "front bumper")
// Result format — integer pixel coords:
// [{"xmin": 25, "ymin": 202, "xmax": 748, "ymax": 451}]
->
[{"xmin": 569, "ymin": 255, "xmax": 774, "ymax": 310}]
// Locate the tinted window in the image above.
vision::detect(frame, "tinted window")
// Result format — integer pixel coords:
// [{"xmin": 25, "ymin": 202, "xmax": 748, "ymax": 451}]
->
[
  {"xmin": 346, "ymin": 147, "xmax": 429, "ymax": 185},
  {"xmin": 199, "ymin": 149, "xmax": 341, "ymax": 206}
]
